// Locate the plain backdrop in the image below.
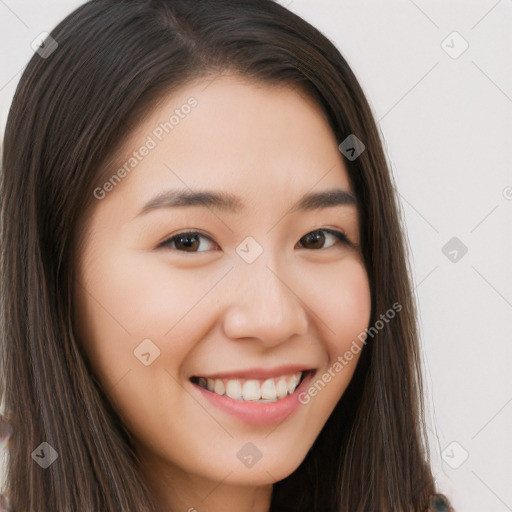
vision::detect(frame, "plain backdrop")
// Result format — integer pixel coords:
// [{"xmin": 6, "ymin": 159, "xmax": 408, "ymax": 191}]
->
[{"xmin": 1, "ymin": 1, "xmax": 511, "ymax": 511}]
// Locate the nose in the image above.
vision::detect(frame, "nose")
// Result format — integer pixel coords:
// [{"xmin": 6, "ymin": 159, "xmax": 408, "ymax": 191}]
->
[{"xmin": 222, "ymin": 258, "xmax": 309, "ymax": 346}]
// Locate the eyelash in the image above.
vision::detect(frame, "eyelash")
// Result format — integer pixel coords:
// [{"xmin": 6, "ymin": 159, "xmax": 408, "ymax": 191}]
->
[{"xmin": 158, "ymin": 228, "xmax": 354, "ymax": 252}]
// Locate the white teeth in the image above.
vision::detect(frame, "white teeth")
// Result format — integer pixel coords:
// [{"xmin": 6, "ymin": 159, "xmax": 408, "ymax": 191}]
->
[
  {"xmin": 276, "ymin": 379, "xmax": 288, "ymax": 399},
  {"xmin": 260, "ymin": 378, "xmax": 276, "ymax": 400},
  {"xmin": 242, "ymin": 380, "xmax": 261, "ymax": 401},
  {"xmin": 288, "ymin": 373, "xmax": 300, "ymax": 393},
  {"xmin": 214, "ymin": 379, "xmax": 225, "ymax": 395},
  {"xmin": 196, "ymin": 372, "xmax": 303, "ymax": 402},
  {"xmin": 225, "ymin": 379, "xmax": 242, "ymax": 400}
]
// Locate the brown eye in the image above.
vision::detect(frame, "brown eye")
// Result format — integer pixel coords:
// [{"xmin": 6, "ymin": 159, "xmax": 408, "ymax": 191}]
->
[
  {"xmin": 159, "ymin": 231, "xmax": 217, "ymax": 252},
  {"xmin": 297, "ymin": 229, "xmax": 350, "ymax": 250}
]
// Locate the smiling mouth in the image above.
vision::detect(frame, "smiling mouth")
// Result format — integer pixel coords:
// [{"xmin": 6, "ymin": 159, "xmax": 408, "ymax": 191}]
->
[{"xmin": 190, "ymin": 370, "xmax": 311, "ymax": 403}]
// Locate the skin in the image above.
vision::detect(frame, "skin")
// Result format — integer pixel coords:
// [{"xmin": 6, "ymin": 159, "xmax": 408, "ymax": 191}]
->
[{"xmin": 73, "ymin": 74, "xmax": 371, "ymax": 512}]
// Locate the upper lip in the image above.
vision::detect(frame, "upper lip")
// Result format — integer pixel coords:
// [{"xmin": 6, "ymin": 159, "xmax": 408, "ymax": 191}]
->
[{"xmin": 191, "ymin": 364, "xmax": 316, "ymax": 380}]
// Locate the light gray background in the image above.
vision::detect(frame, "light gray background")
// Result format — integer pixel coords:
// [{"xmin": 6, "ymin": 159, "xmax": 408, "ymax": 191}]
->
[{"xmin": 1, "ymin": 1, "xmax": 511, "ymax": 511}]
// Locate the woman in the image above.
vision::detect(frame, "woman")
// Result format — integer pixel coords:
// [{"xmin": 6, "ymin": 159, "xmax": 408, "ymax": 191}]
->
[{"xmin": 0, "ymin": 0, "xmax": 453, "ymax": 510}]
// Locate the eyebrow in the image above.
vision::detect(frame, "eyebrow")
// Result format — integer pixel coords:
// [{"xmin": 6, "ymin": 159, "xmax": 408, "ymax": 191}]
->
[{"xmin": 133, "ymin": 187, "xmax": 357, "ymax": 219}]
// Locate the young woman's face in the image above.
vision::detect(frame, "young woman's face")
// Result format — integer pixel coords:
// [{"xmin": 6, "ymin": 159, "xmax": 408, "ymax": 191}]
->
[{"xmin": 73, "ymin": 74, "xmax": 371, "ymax": 506}]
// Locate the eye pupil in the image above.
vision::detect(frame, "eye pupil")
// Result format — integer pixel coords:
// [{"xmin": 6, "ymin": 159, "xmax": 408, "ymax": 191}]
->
[
  {"xmin": 302, "ymin": 230, "xmax": 325, "ymax": 249},
  {"xmin": 176, "ymin": 234, "xmax": 199, "ymax": 251}
]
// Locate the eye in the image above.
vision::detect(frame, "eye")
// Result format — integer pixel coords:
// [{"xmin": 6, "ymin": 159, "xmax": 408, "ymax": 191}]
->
[
  {"xmin": 158, "ymin": 228, "xmax": 353, "ymax": 253},
  {"xmin": 158, "ymin": 231, "xmax": 218, "ymax": 253},
  {"xmin": 296, "ymin": 229, "xmax": 352, "ymax": 250}
]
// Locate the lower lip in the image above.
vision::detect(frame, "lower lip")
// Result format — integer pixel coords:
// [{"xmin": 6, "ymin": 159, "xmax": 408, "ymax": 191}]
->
[{"xmin": 191, "ymin": 371, "xmax": 315, "ymax": 426}]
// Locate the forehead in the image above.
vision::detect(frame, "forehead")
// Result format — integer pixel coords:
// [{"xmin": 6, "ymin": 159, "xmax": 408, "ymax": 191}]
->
[{"xmin": 100, "ymin": 74, "xmax": 353, "ymax": 213}]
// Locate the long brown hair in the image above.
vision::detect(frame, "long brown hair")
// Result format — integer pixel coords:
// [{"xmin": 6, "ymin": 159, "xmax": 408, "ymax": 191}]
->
[{"xmin": 1, "ymin": 1, "xmax": 449, "ymax": 510}]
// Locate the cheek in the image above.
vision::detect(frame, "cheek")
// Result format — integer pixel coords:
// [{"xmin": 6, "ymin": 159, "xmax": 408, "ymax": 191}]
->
[
  {"xmin": 73, "ymin": 249, "xmax": 227, "ymax": 394},
  {"xmin": 93, "ymin": 249, "xmax": 229, "ymax": 334},
  {"xmin": 76, "ymin": 247, "xmax": 215, "ymax": 338},
  {"xmin": 297, "ymin": 256, "xmax": 370, "ymax": 406},
  {"xmin": 73, "ymin": 252, "xmax": 209, "ymax": 446},
  {"xmin": 308, "ymin": 256, "xmax": 371, "ymax": 352}
]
